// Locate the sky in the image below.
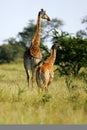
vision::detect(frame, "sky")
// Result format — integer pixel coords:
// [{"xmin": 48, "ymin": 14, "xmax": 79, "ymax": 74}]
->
[{"xmin": 0, "ymin": 0, "xmax": 87, "ymax": 46}]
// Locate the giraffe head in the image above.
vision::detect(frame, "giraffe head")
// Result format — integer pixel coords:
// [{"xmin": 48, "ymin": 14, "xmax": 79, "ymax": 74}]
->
[
  {"xmin": 39, "ymin": 9, "xmax": 50, "ymax": 21},
  {"xmin": 51, "ymin": 44, "xmax": 62, "ymax": 50}
]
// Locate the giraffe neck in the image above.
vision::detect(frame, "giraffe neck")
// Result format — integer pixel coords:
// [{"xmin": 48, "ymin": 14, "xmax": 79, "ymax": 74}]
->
[
  {"xmin": 46, "ymin": 49, "xmax": 57, "ymax": 66},
  {"xmin": 32, "ymin": 14, "xmax": 41, "ymax": 46}
]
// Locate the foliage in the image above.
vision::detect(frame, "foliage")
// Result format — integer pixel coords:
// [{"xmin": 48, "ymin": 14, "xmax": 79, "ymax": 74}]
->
[
  {"xmin": 18, "ymin": 20, "xmax": 36, "ymax": 48},
  {"xmin": 18, "ymin": 18, "xmax": 63, "ymax": 48},
  {"xmin": 41, "ymin": 18, "xmax": 64, "ymax": 42},
  {"xmin": 76, "ymin": 15, "xmax": 87, "ymax": 38},
  {"xmin": 0, "ymin": 38, "xmax": 25, "ymax": 63},
  {"xmin": 52, "ymin": 30, "xmax": 87, "ymax": 76}
]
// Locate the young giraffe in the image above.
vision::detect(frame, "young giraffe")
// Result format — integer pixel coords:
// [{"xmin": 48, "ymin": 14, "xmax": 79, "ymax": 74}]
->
[
  {"xmin": 36, "ymin": 44, "xmax": 62, "ymax": 91},
  {"xmin": 24, "ymin": 9, "xmax": 50, "ymax": 88}
]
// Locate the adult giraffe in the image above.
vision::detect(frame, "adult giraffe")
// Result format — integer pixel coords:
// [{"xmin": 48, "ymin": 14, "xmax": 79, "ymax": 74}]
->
[{"xmin": 23, "ymin": 9, "xmax": 50, "ymax": 88}]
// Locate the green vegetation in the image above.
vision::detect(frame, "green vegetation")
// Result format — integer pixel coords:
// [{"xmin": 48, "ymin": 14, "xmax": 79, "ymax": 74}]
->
[
  {"xmin": 0, "ymin": 63, "xmax": 87, "ymax": 124},
  {"xmin": 0, "ymin": 15, "xmax": 87, "ymax": 124},
  {"xmin": 53, "ymin": 30, "xmax": 87, "ymax": 76}
]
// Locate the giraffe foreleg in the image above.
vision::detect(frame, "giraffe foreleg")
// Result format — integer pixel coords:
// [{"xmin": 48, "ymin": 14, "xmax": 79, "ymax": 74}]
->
[
  {"xmin": 31, "ymin": 67, "xmax": 36, "ymax": 89},
  {"xmin": 25, "ymin": 69, "xmax": 30, "ymax": 88}
]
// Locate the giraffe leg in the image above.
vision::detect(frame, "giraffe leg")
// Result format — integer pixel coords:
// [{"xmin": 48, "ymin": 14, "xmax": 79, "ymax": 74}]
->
[
  {"xmin": 43, "ymin": 84, "xmax": 48, "ymax": 92},
  {"xmin": 31, "ymin": 76, "xmax": 34, "ymax": 89},
  {"xmin": 27, "ymin": 74, "xmax": 29, "ymax": 87},
  {"xmin": 42, "ymin": 73, "xmax": 49, "ymax": 92},
  {"xmin": 31, "ymin": 68, "xmax": 36, "ymax": 89},
  {"xmin": 25, "ymin": 69, "xmax": 30, "ymax": 88}
]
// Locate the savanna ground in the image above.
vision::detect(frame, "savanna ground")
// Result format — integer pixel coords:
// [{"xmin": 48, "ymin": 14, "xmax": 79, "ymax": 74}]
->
[{"xmin": 0, "ymin": 62, "xmax": 87, "ymax": 124}]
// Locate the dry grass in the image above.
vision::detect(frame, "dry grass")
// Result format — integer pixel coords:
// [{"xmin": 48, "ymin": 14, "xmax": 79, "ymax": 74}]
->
[{"xmin": 0, "ymin": 63, "xmax": 87, "ymax": 124}]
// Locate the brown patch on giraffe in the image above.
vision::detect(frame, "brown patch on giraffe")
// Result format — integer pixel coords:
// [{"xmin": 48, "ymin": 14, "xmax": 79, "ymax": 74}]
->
[{"xmin": 30, "ymin": 45, "xmax": 42, "ymax": 59}]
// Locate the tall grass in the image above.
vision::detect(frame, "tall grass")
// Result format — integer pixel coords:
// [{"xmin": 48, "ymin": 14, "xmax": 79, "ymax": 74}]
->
[{"xmin": 0, "ymin": 63, "xmax": 87, "ymax": 124}]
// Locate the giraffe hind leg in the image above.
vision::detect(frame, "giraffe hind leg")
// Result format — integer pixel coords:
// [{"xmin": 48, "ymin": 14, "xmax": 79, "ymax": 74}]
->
[{"xmin": 25, "ymin": 69, "xmax": 30, "ymax": 88}]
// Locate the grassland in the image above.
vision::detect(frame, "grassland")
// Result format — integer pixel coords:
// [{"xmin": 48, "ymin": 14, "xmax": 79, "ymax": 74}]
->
[{"xmin": 0, "ymin": 62, "xmax": 87, "ymax": 124}]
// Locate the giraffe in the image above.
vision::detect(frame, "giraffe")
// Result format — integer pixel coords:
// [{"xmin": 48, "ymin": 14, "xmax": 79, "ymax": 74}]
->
[
  {"xmin": 24, "ymin": 9, "xmax": 50, "ymax": 88},
  {"xmin": 36, "ymin": 44, "xmax": 62, "ymax": 91}
]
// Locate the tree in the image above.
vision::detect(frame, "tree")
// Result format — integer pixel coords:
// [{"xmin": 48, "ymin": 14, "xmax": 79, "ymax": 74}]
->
[
  {"xmin": 18, "ymin": 18, "xmax": 64, "ymax": 51},
  {"xmin": 41, "ymin": 18, "xmax": 64, "ymax": 42},
  {"xmin": 18, "ymin": 20, "xmax": 36, "ymax": 49},
  {"xmin": 76, "ymin": 15, "xmax": 87, "ymax": 38},
  {"xmin": 0, "ymin": 38, "xmax": 25, "ymax": 63},
  {"xmin": 52, "ymin": 30, "xmax": 87, "ymax": 76}
]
